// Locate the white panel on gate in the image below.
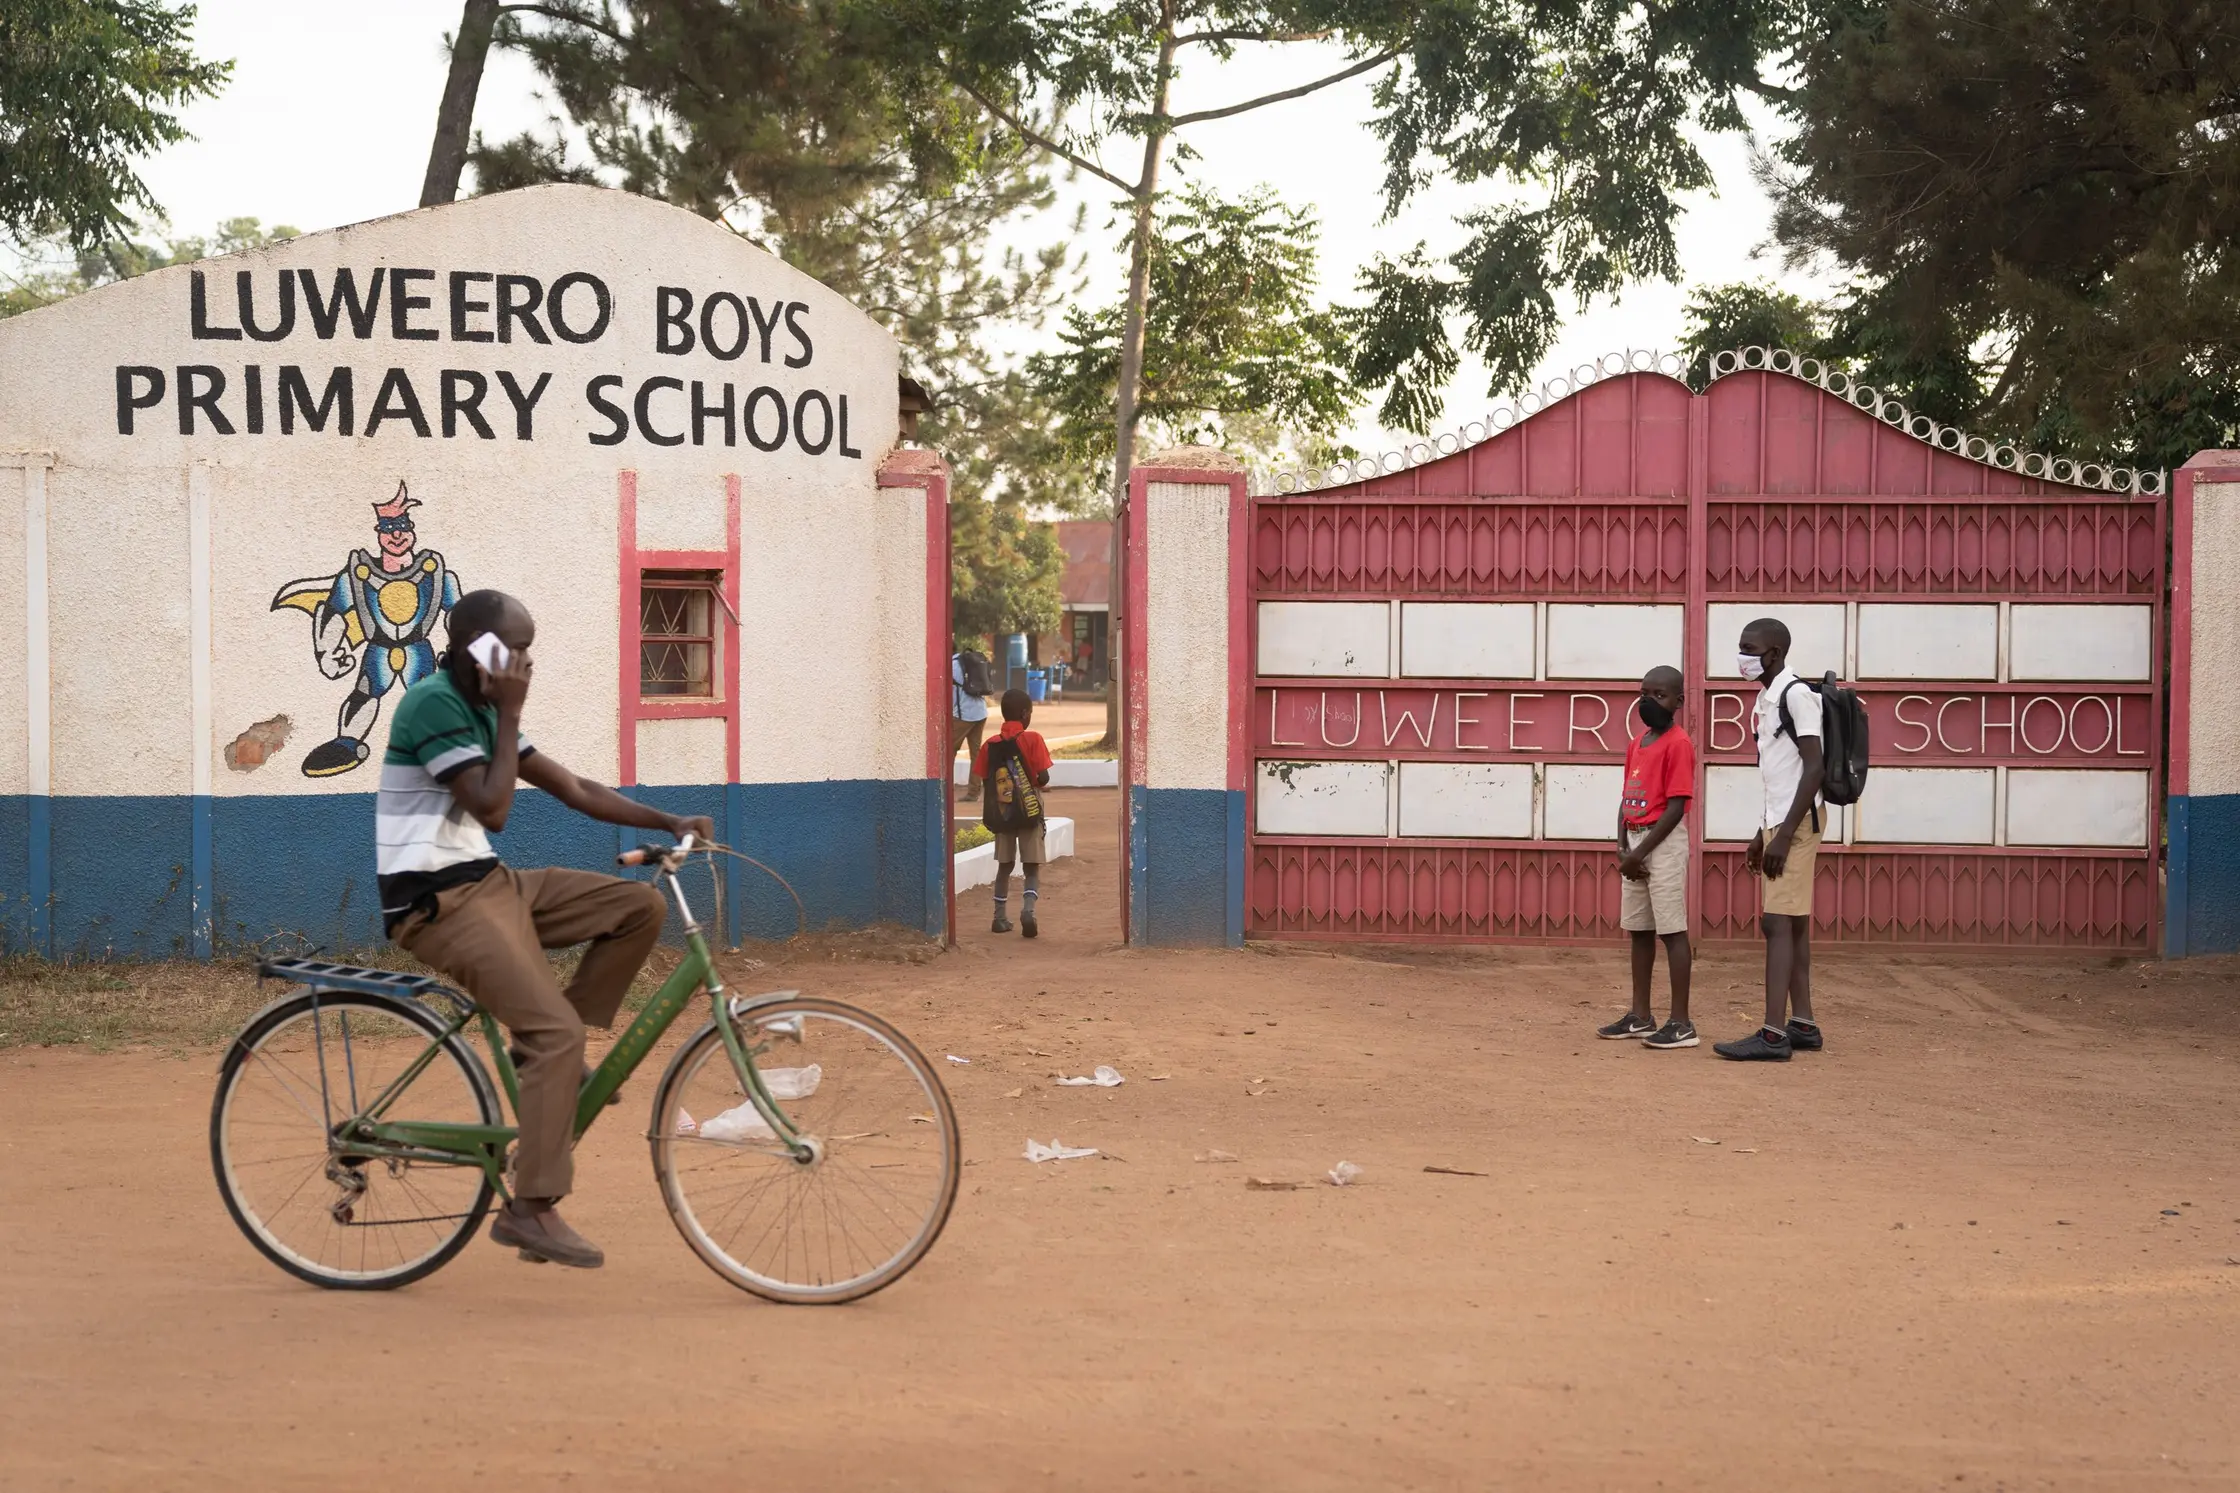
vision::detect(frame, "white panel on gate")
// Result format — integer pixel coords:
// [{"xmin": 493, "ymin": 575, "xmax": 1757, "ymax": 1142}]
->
[
  {"xmin": 1544, "ymin": 604, "xmax": 1684, "ymax": 680},
  {"xmin": 2009, "ymin": 605, "xmax": 2152, "ymax": 682},
  {"xmin": 1855, "ymin": 767, "xmax": 1996, "ymax": 844},
  {"xmin": 2007, "ymin": 769, "xmax": 2150, "ymax": 847},
  {"xmin": 1399, "ymin": 602, "xmax": 1535, "ymax": 678},
  {"xmin": 1256, "ymin": 759, "xmax": 1391, "ymax": 836},
  {"xmin": 1544, "ymin": 764, "xmax": 1623, "ymax": 840},
  {"xmin": 1256, "ymin": 601, "xmax": 1390, "ymax": 677},
  {"xmin": 1397, "ymin": 762, "xmax": 1533, "ymax": 838},
  {"xmin": 1704, "ymin": 764, "xmax": 1846, "ymax": 842},
  {"xmin": 1708, "ymin": 604, "xmax": 1846, "ymax": 679},
  {"xmin": 1856, "ymin": 604, "xmax": 1999, "ymax": 680}
]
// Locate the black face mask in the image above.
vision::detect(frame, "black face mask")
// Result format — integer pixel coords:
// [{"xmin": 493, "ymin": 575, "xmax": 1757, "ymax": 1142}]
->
[{"xmin": 1638, "ymin": 695, "xmax": 1675, "ymax": 732}]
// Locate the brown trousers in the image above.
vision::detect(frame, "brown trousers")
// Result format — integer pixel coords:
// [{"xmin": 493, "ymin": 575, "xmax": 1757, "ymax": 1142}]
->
[
  {"xmin": 396, "ymin": 866, "xmax": 666, "ymax": 1200},
  {"xmin": 950, "ymin": 714, "xmax": 986, "ymax": 798}
]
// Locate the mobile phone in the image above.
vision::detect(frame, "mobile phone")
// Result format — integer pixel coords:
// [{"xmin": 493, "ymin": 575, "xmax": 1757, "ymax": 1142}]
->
[{"xmin": 466, "ymin": 632, "xmax": 511, "ymax": 673}]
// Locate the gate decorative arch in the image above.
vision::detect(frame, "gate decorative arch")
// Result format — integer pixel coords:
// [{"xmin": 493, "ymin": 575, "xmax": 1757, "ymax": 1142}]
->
[{"xmin": 1244, "ymin": 352, "xmax": 2165, "ymax": 948}]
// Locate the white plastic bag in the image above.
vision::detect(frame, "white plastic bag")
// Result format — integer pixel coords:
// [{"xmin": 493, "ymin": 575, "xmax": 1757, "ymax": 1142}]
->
[
  {"xmin": 1326, "ymin": 1161, "xmax": 1362, "ymax": 1186},
  {"xmin": 691, "ymin": 1065, "xmax": 822, "ymax": 1143},
  {"xmin": 1023, "ymin": 1138, "xmax": 1098, "ymax": 1162},
  {"xmin": 1055, "ymin": 1065, "xmax": 1124, "ymax": 1088}
]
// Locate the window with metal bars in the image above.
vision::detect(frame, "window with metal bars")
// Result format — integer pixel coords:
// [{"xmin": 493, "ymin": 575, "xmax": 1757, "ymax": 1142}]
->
[{"xmin": 639, "ymin": 569, "xmax": 723, "ymax": 699}]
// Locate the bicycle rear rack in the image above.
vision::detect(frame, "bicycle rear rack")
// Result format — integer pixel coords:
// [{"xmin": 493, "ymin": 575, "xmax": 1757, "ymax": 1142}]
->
[{"xmin": 257, "ymin": 958, "xmax": 473, "ymax": 1016}]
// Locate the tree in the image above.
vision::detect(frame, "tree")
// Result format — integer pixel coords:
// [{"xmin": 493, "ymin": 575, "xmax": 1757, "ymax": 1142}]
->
[
  {"xmin": 1029, "ymin": 184, "xmax": 1359, "ymax": 472},
  {"xmin": 949, "ymin": 486, "xmax": 1066, "ymax": 644},
  {"xmin": 0, "ymin": 0, "xmax": 230, "ymax": 247},
  {"xmin": 2, "ymin": 215, "xmax": 296, "ymax": 318},
  {"xmin": 1758, "ymin": 0, "xmax": 2240, "ymax": 471}
]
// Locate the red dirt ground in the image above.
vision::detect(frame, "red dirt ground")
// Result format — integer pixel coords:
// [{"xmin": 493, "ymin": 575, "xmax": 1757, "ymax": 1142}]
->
[{"xmin": 3, "ymin": 787, "xmax": 2237, "ymax": 1490}]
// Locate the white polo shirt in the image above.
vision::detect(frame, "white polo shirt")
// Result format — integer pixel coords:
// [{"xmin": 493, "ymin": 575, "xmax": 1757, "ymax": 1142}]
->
[{"xmin": 1755, "ymin": 667, "xmax": 1822, "ymax": 830}]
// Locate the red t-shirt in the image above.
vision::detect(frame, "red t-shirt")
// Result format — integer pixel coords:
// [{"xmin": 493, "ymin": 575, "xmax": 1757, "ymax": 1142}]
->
[
  {"xmin": 972, "ymin": 721, "xmax": 1052, "ymax": 779},
  {"xmin": 1621, "ymin": 726, "xmax": 1696, "ymax": 826}
]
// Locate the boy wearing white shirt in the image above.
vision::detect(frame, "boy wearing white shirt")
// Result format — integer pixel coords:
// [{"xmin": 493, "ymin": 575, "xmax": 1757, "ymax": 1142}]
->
[{"xmin": 1716, "ymin": 617, "xmax": 1827, "ymax": 1061}]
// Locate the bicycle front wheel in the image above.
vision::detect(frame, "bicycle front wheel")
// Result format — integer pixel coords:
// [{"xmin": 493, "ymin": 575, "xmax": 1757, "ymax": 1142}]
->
[
  {"xmin": 651, "ymin": 997, "xmax": 960, "ymax": 1304},
  {"xmin": 211, "ymin": 988, "xmax": 500, "ymax": 1290}
]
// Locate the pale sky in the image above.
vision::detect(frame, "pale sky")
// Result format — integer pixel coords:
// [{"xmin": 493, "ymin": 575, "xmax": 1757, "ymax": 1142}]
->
[{"xmin": 126, "ymin": 2, "xmax": 1832, "ymax": 455}]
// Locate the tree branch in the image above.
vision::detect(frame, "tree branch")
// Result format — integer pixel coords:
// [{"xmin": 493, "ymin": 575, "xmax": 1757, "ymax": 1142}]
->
[
  {"xmin": 1175, "ymin": 28, "xmax": 1335, "ymax": 46},
  {"xmin": 1165, "ymin": 49, "xmax": 1402, "ymax": 128},
  {"xmin": 497, "ymin": 3, "xmax": 627, "ymax": 46},
  {"xmin": 949, "ymin": 74, "xmax": 1139, "ymax": 195}
]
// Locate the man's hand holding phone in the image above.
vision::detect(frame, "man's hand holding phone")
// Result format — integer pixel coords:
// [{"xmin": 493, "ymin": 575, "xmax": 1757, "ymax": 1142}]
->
[{"xmin": 468, "ymin": 631, "xmax": 531, "ymax": 716}]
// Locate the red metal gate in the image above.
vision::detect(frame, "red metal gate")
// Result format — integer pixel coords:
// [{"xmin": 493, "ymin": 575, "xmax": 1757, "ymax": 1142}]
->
[{"xmin": 1245, "ymin": 352, "xmax": 2165, "ymax": 947}]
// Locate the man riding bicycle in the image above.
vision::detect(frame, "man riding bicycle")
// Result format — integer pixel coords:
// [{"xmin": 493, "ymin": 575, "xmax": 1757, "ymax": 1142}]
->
[{"xmin": 378, "ymin": 588, "xmax": 712, "ymax": 1268}]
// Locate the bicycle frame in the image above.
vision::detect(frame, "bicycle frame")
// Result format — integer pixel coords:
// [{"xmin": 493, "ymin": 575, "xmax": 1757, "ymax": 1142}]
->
[{"xmin": 322, "ymin": 852, "xmax": 808, "ymax": 1201}]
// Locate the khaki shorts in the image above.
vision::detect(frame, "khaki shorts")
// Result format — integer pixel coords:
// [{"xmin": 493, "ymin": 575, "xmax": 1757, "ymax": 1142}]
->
[
  {"xmin": 1619, "ymin": 827, "xmax": 1689, "ymax": 935},
  {"xmin": 995, "ymin": 821, "xmax": 1047, "ymax": 865},
  {"xmin": 1761, "ymin": 820, "xmax": 1822, "ymax": 917}
]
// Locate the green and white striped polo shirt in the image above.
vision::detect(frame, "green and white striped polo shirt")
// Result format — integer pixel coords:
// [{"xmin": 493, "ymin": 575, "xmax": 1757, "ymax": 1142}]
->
[{"xmin": 376, "ymin": 671, "xmax": 533, "ymax": 932}]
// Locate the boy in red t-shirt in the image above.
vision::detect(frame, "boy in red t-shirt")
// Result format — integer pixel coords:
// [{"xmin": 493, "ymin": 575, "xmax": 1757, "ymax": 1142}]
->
[
  {"xmin": 1598, "ymin": 665, "xmax": 1698, "ymax": 1049},
  {"xmin": 971, "ymin": 689, "xmax": 1054, "ymax": 937}
]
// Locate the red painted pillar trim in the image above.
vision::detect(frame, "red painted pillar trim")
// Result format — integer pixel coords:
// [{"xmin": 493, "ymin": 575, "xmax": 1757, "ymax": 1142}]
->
[
  {"xmin": 880, "ymin": 448, "xmax": 955, "ymax": 947},
  {"xmin": 616, "ymin": 469, "xmax": 639, "ymax": 787}
]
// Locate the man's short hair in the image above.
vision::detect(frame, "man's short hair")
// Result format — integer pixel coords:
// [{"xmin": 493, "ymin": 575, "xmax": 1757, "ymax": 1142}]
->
[
  {"xmin": 1000, "ymin": 688, "xmax": 1032, "ymax": 722},
  {"xmin": 444, "ymin": 589, "xmax": 523, "ymax": 677},
  {"xmin": 1743, "ymin": 617, "xmax": 1791, "ymax": 651},
  {"xmin": 1643, "ymin": 664, "xmax": 1683, "ymax": 692}
]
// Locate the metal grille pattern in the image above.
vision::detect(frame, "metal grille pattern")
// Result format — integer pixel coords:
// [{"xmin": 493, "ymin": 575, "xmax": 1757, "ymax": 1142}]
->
[
  {"xmin": 1705, "ymin": 502, "xmax": 2161, "ymax": 597},
  {"xmin": 1253, "ymin": 501, "xmax": 1690, "ymax": 597}
]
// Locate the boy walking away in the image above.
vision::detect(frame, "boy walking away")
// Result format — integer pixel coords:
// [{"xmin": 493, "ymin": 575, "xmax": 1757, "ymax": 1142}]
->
[
  {"xmin": 951, "ymin": 648, "xmax": 992, "ymax": 801},
  {"xmin": 1599, "ymin": 666, "xmax": 1698, "ymax": 1049},
  {"xmin": 973, "ymin": 688, "xmax": 1053, "ymax": 937},
  {"xmin": 1716, "ymin": 617, "xmax": 1825, "ymax": 1061}
]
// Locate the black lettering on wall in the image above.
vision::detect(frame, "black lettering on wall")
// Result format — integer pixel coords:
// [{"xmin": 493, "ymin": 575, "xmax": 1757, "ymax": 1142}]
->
[
  {"xmin": 744, "ymin": 386, "xmax": 787, "ymax": 451},
  {"xmin": 365, "ymin": 367, "xmax": 431, "ymax": 437},
  {"xmin": 441, "ymin": 370, "xmax": 496, "ymax": 438},
  {"xmin": 783, "ymin": 303, "xmax": 813, "ymax": 369},
  {"xmin": 586, "ymin": 375, "xmax": 629, "ymax": 446},
  {"xmin": 635, "ymin": 376, "xmax": 686, "ymax": 447},
  {"xmin": 116, "ymin": 366, "xmax": 165, "ymax": 434},
  {"xmin": 496, "ymin": 275, "xmax": 549, "ymax": 343},
  {"xmin": 178, "ymin": 365, "xmax": 234, "ymax": 435},
  {"xmin": 244, "ymin": 365, "xmax": 266, "ymax": 433},
  {"xmin": 496, "ymin": 371, "xmax": 551, "ymax": 440},
  {"xmin": 548, "ymin": 272, "xmax": 613, "ymax": 343},
  {"xmin": 838, "ymin": 393, "xmax": 861, "ymax": 458},
  {"xmin": 746, "ymin": 297, "xmax": 784, "ymax": 363},
  {"xmin": 189, "ymin": 272, "xmax": 242, "ymax": 340},
  {"xmin": 238, "ymin": 272, "xmax": 295, "ymax": 342},
  {"xmin": 279, "ymin": 366, "xmax": 353, "ymax": 434},
  {"xmin": 390, "ymin": 269, "xmax": 439, "ymax": 340},
  {"xmin": 692, "ymin": 380, "xmax": 735, "ymax": 447},
  {"xmin": 297, "ymin": 268, "xmax": 384, "ymax": 339},
  {"xmin": 450, "ymin": 272, "xmax": 496, "ymax": 342},
  {"xmin": 793, "ymin": 389, "xmax": 833, "ymax": 454},
  {"xmin": 656, "ymin": 287, "xmax": 695, "ymax": 355},
  {"xmin": 700, "ymin": 292, "xmax": 750, "ymax": 360}
]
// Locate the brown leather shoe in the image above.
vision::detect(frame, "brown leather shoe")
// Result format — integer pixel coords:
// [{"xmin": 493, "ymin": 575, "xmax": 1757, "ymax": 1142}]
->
[{"xmin": 490, "ymin": 1201, "xmax": 605, "ymax": 1268}]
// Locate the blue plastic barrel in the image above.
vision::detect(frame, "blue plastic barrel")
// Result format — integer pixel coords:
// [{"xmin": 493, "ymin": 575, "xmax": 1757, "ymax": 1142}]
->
[
  {"xmin": 1004, "ymin": 633, "xmax": 1029, "ymax": 669},
  {"xmin": 1027, "ymin": 669, "xmax": 1048, "ymax": 702}
]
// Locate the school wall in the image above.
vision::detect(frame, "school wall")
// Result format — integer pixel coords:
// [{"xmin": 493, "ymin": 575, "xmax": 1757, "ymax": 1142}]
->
[
  {"xmin": 1124, "ymin": 459, "xmax": 1247, "ymax": 945},
  {"xmin": 1, "ymin": 184, "xmax": 942, "ymax": 958},
  {"xmin": 2169, "ymin": 452, "xmax": 2240, "ymax": 955}
]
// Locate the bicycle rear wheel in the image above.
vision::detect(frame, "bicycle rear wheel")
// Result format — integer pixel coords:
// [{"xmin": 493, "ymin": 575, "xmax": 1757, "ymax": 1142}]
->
[
  {"xmin": 650, "ymin": 996, "xmax": 960, "ymax": 1304},
  {"xmin": 211, "ymin": 988, "xmax": 500, "ymax": 1289}
]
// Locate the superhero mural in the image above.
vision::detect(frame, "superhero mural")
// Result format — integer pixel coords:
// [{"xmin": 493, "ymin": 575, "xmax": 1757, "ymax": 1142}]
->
[{"xmin": 271, "ymin": 480, "xmax": 461, "ymax": 777}]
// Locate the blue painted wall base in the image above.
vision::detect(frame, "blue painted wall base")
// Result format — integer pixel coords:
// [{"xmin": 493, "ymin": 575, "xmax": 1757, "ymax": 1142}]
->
[
  {"xmin": 1128, "ymin": 785, "xmax": 1245, "ymax": 947},
  {"xmin": 2, "ymin": 778, "xmax": 943, "ymax": 959},
  {"xmin": 2167, "ymin": 793, "xmax": 2240, "ymax": 956}
]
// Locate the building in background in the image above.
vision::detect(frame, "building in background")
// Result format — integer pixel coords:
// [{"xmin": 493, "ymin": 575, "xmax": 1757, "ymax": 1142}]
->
[{"xmin": 1050, "ymin": 518, "xmax": 1111, "ymax": 694}]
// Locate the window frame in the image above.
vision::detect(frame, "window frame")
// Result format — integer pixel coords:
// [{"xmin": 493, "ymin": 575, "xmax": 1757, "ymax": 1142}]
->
[{"xmin": 637, "ymin": 567, "xmax": 725, "ymax": 703}]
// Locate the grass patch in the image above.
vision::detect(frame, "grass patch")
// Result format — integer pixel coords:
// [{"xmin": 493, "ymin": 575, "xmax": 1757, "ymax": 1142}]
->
[
  {"xmin": 1051, "ymin": 738, "xmax": 1117, "ymax": 760},
  {"xmin": 954, "ymin": 823, "xmax": 994, "ymax": 852}
]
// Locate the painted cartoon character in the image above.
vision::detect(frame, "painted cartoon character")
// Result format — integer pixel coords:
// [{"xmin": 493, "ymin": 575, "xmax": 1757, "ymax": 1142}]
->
[{"xmin": 272, "ymin": 481, "xmax": 461, "ymax": 777}]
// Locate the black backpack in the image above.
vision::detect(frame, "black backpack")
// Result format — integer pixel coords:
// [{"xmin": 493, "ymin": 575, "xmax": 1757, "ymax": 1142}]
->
[
  {"xmin": 1775, "ymin": 672, "xmax": 1870, "ymax": 807},
  {"xmin": 957, "ymin": 649, "xmax": 993, "ymax": 696},
  {"xmin": 981, "ymin": 735, "xmax": 1044, "ymax": 832}
]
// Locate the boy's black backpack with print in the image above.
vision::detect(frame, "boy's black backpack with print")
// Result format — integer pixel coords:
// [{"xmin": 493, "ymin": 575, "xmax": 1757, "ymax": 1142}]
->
[
  {"xmin": 1775, "ymin": 671, "xmax": 1871, "ymax": 806},
  {"xmin": 981, "ymin": 735, "xmax": 1044, "ymax": 832},
  {"xmin": 957, "ymin": 649, "xmax": 993, "ymax": 696}
]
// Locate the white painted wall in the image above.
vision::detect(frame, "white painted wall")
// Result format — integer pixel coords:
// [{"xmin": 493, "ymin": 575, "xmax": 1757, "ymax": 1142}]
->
[
  {"xmin": 1256, "ymin": 759, "xmax": 1389, "ymax": 836},
  {"xmin": 1857, "ymin": 604, "xmax": 1999, "ymax": 680},
  {"xmin": 636, "ymin": 715, "xmax": 727, "ymax": 787},
  {"xmin": 1399, "ymin": 602, "xmax": 1534, "ymax": 678},
  {"xmin": 1543, "ymin": 763, "xmax": 1622, "ymax": 840},
  {"xmin": 1397, "ymin": 761, "xmax": 1532, "ymax": 838},
  {"xmin": 1146, "ymin": 481, "xmax": 1233, "ymax": 791},
  {"xmin": 1544, "ymin": 604, "xmax": 1683, "ymax": 680},
  {"xmin": 1854, "ymin": 767, "xmax": 1997, "ymax": 844},
  {"xmin": 2009, "ymin": 605, "xmax": 2151, "ymax": 682},
  {"xmin": 1256, "ymin": 600, "xmax": 1389, "ymax": 677},
  {"xmin": 1705, "ymin": 763, "xmax": 1845, "ymax": 842},
  {"xmin": 2008, "ymin": 769, "xmax": 2149, "ymax": 847},
  {"xmin": 2191, "ymin": 482, "xmax": 2240, "ymax": 796},
  {"xmin": 1708, "ymin": 603, "xmax": 1845, "ymax": 679},
  {"xmin": 0, "ymin": 463, "xmax": 34, "ymax": 796}
]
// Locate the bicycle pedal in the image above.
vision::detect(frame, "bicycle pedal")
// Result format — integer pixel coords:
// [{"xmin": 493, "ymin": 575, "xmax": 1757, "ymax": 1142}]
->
[{"xmin": 518, "ymin": 1248, "xmax": 550, "ymax": 1264}]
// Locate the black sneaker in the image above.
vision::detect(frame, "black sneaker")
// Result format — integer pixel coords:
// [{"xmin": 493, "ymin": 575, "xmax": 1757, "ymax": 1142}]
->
[
  {"xmin": 1021, "ymin": 907, "xmax": 1038, "ymax": 939},
  {"xmin": 991, "ymin": 910, "xmax": 1012, "ymax": 933},
  {"xmin": 1597, "ymin": 1012, "xmax": 1655, "ymax": 1040},
  {"xmin": 1785, "ymin": 1019, "xmax": 1824, "ymax": 1051},
  {"xmin": 1714, "ymin": 1028, "xmax": 1793, "ymax": 1061},
  {"xmin": 1643, "ymin": 1019, "xmax": 1699, "ymax": 1050}
]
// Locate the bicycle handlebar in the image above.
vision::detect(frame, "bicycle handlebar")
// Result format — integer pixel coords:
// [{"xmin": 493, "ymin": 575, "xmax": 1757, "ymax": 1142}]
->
[{"xmin": 617, "ymin": 832, "xmax": 696, "ymax": 868}]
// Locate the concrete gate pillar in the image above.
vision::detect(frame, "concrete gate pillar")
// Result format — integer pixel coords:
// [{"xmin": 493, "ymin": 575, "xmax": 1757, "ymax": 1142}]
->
[
  {"xmin": 2168, "ymin": 450, "xmax": 2240, "ymax": 954},
  {"xmin": 1121, "ymin": 448, "xmax": 1247, "ymax": 945}
]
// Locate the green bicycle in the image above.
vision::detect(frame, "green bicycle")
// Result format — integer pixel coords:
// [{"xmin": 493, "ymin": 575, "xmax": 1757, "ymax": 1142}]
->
[{"xmin": 208, "ymin": 837, "xmax": 961, "ymax": 1302}]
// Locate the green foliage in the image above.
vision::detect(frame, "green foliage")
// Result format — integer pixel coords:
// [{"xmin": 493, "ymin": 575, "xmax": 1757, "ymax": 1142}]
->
[
  {"xmin": 950, "ymin": 488, "xmax": 1065, "ymax": 640},
  {"xmin": 0, "ymin": 0, "xmax": 231, "ymax": 247},
  {"xmin": 1676, "ymin": 282, "xmax": 1825, "ymax": 391},
  {"xmin": 1030, "ymin": 185, "xmax": 1360, "ymax": 471},
  {"xmin": 1761, "ymin": 0, "xmax": 2240, "ymax": 470},
  {"xmin": 1, "ymin": 215, "xmax": 297, "ymax": 319}
]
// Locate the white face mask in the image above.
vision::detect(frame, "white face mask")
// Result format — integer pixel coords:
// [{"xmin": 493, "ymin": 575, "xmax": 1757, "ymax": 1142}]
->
[{"xmin": 1737, "ymin": 652, "xmax": 1768, "ymax": 682}]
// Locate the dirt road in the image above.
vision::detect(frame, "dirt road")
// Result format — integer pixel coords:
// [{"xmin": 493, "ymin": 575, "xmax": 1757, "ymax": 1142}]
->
[{"xmin": 4, "ymin": 789, "xmax": 2237, "ymax": 1489}]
